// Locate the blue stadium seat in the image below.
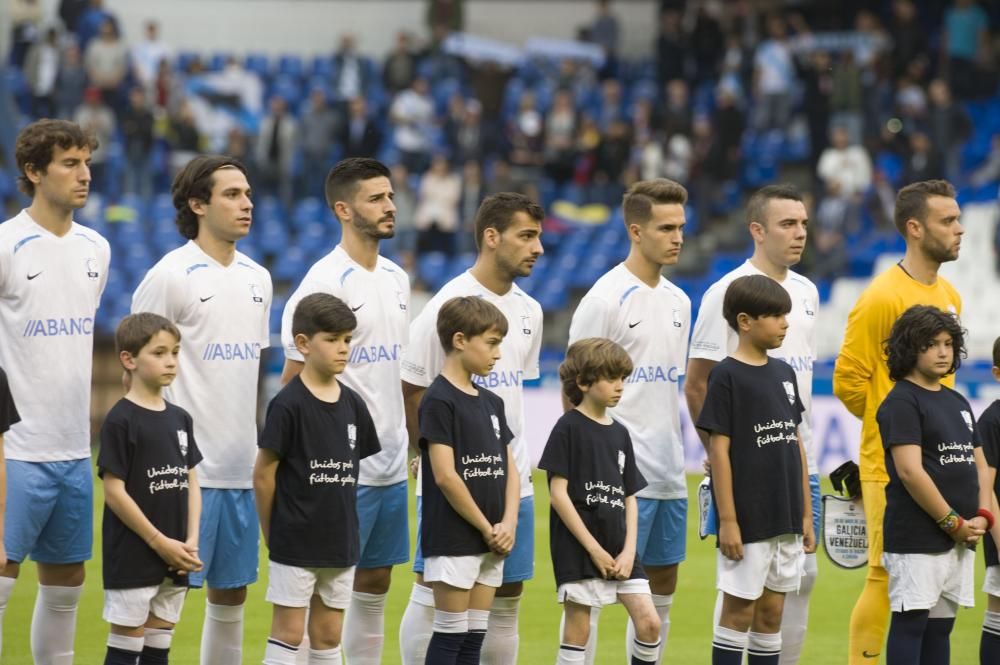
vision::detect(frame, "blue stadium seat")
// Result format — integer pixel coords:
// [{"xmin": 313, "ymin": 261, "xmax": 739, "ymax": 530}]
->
[
  {"xmin": 245, "ymin": 53, "xmax": 271, "ymax": 77},
  {"xmin": 417, "ymin": 252, "xmax": 449, "ymax": 290},
  {"xmin": 277, "ymin": 55, "xmax": 305, "ymax": 79},
  {"xmin": 208, "ymin": 52, "xmax": 230, "ymax": 71},
  {"xmin": 272, "ymin": 245, "xmax": 310, "ymax": 282}
]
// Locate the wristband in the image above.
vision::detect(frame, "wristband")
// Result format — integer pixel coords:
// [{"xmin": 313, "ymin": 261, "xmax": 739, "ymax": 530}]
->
[
  {"xmin": 978, "ymin": 508, "xmax": 996, "ymax": 530},
  {"xmin": 937, "ymin": 509, "xmax": 962, "ymax": 534}
]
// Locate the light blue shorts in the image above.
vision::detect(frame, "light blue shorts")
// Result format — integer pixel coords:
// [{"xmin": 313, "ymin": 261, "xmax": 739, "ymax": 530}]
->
[
  {"xmin": 188, "ymin": 488, "xmax": 259, "ymax": 589},
  {"xmin": 5, "ymin": 459, "xmax": 93, "ymax": 564},
  {"xmin": 636, "ymin": 497, "xmax": 687, "ymax": 567},
  {"xmin": 414, "ymin": 495, "xmax": 535, "ymax": 583},
  {"xmin": 705, "ymin": 474, "xmax": 821, "ymax": 540},
  {"xmin": 357, "ymin": 480, "xmax": 410, "ymax": 569}
]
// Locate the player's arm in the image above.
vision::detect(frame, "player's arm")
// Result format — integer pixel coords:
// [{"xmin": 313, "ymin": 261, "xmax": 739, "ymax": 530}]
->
[
  {"xmin": 253, "ymin": 449, "xmax": 280, "ymax": 549},
  {"xmin": 428, "ymin": 442, "xmax": 494, "ymax": 543},
  {"xmin": 613, "ymin": 494, "xmax": 638, "ymax": 580},
  {"xmin": 0, "ymin": 435, "xmax": 6, "ymax": 570},
  {"xmin": 549, "ymin": 475, "xmax": 615, "ymax": 578},
  {"xmin": 403, "ymin": 380, "xmax": 426, "ymax": 463},
  {"xmin": 685, "ymin": 358, "xmax": 719, "ymax": 452},
  {"xmin": 185, "ymin": 468, "xmax": 202, "ymax": 567},
  {"xmin": 891, "ymin": 444, "xmax": 985, "ymax": 544},
  {"xmin": 280, "ymin": 359, "xmax": 304, "ymax": 385},
  {"xmin": 103, "ymin": 472, "xmax": 202, "ymax": 572},
  {"xmin": 491, "ymin": 444, "xmax": 520, "ymax": 556},
  {"xmin": 709, "ymin": 432, "xmax": 743, "ymax": 561},
  {"xmin": 832, "ymin": 292, "xmax": 886, "ymax": 419},
  {"xmin": 798, "ymin": 430, "xmax": 816, "ymax": 553}
]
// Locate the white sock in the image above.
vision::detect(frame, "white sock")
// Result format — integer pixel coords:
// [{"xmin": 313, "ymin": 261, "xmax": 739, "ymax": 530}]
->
[
  {"xmin": 627, "ymin": 593, "xmax": 672, "ymax": 662},
  {"xmin": 264, "ymin": 638, "xmax": 299, "ymax": 665},
  {"xmin": 308, "ymin": 645, "xmax": 342, "ymax": 663},
  {"xmin": 561, "ymin": 605, "xmax": 601, "ymax": 665},
  {"xmin": 144, "ymin": 627, "xmax": 174, "ymax": 650},
  {"xmin": 433, "ymin": 609, "xmax": 469, "ymax": 633},
  {"xmin": 399, "ymin": 583, "xmax": 435, "ymax": 665},
  {"xmin": 468, "ymin": 608, "xmax": 490, "ymax": 634},
  {"xmin": 107, "ymin": 632, "xmax": 144, "ymax": 653},
  {"xmin": 0, "ymin": 576, "xmax": 15, "ymax": 658},
  {"xmin": 556, "ymin": 643, "xmax": 587, "ymax": 664},
  {"xmin": 779, "ymin": 552, "xmax": 816, "ymax": 665},
  {"xmin": 748, "ymin": 631, "xmax": 782, "ymax": 660},
  {"xmin": 201, "ymin": 602, "xmax": 244, "ymax": 665},
  {"xmin": 31, "ymin": 583, "xmax": 83, "ymax": 665},
  {"xmin": 342, "ymin": 591, "xmax": 386, "ymax": 664},
  {"xmin": 632, "ymin": 637, "xmax": 661, "ymax": 663},
  {"xmin": 481, "ymin": 594, "xmax": 520, "ymax": 665},
  {"xmin": 984, "ymin": 610, "xmax": 1000, "ymax": 634},
  {"xmin": 713, "ymin": 624, "xmax": 748, "ymax": 655}
]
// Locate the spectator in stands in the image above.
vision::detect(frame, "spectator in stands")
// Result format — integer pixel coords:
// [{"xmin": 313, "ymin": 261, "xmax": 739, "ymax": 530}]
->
[
  {"xmin": 800, "ymin": 50, "xmax": 833, "ymax": 172},
  {"xmin": 23, "ymin": 27, "xmax": 60, "ymax": 119},
  {"xmin": 9, "ymin": 0, "xmax": 43, "ymax": 68},
  {"xmin": 426, "ymin": 0, "xmax": 464, "ymax": 36},
  {"xmin": 753, "ymin": 14, "xmax": 796, "ymax": 132},
  {"xmin": 340, "ymin": 95, "xmax": 383, "ymax": 158},
  {"xmin": 690, "ymin": 3, "xmax": 725, "ymax": 84},
  {"xmin": 74, "ymin": 0, "xmax": 116, "ymax": 50},
  {"xmin": 333, "ymin": 34, "xmax": 369, "ymax": 103},
  {"xmin": 656, "ymin": 8, "xmax": 687, "ymax": 86},
  {"xmin": 386, "ymin": 162, "xmax": 417, "ymax": 265},
  {"xmin": 714, "ymin": 86, "xmax": 746, "ymax": 180},
  {"xmin": 224, "ymin": 127, "xmax": 254, "ymax": 181},
  {"xmin": 942, "ymin": 0, "xmax": 991, "ymax": 99},
  {"xmin": 484, "ymin": 159, "xmax": 527, "ymax": 199},
  {"xmin": 590, "ymin": 0, "xmax": 620, "ymax": 78},
  {"xmin": 507, "ymin": 92, "xmax": 546, "ymax": 182},
  {"xmin": 152, "ymin": 57, "xmax": 184, "ymax": 113},
  {"xmin": 592, "ymin": 117, "xmax": 632, "ymax": 205},
  {"xmin": 121, "ymin": 87, "xmax": 155, "ymax": 200},
  {"xmin": 812, "ymin": 181, "xmax": 851, "ymax": 280},
  {"xmin": 658, "ymin": 78, "xmax": 692, "ymax": 140},
  {"xmin": 690, "ymin": 113, "xmax": 730, "ymax": 228},
  {"xmin": 383, "ymin": 31, "xmax": 418, "ymax": 95},
  {"xmin": 891, "ymin": 0, "xmax": 927, "ymax": 79},
  {"xmin": 817, "ymin": 125, "xmax": 872, "ymax": 198},
  {"xmin": 902, "ymin": 132, "xmax": 945, "ymax": 184},
  {"xmin": 414, "ymin": 153, "xmax": 461, "ymax": 256},
  {"xmin": 895, "ymin": 75, "xmax": 928, "ymax": 135},
  {"xmin": 167, "ymin": 100, "xmax": 203, "ymax": 175},
  {"xmin": 203, "ymin": 55, "xmax": 263, "ymax": 115},
  {"xmin": 458, "ymin": 160, "xmax": 485, "ymax": 255},
  {"xmin": 256, "ymin": 95, "xmax": 299, "ymax": 209},
  {"xmin": 597, "ymin": 78, "xmax": 624, "ymax": 131},
  {"xmin": 970, "ymin": 135, "xmax": 1000, "ymax": 188},
  {"xmin": 391, "ymin": 77, "xmax": 435, "ymax": 173},
  {"xmin": 544, "ymin": 89, "xmax": 578, "ymax": 186},
  {"xmin": 84, "ymin": 18, "xmax": 129, "ymax": 116},
  {"xmin": 58, "ymin": 0, "xmax": 88, "ymax": 34},
  {"xmin": 830, "ymin": 51, "xmax": 864, "ymax": 145},
  {"xmin": 927, "ymin": 78, "xmax": 971, "ymax": 181},
  {"xmin": 449, "ymin": 98, "xmax": 487, "ymax": 164},
  {"xmin": 74, "ymin": 86, "xmax": 115, "ymax": 194},
  {"xmin": 299, "ymin": 88, "xmax": 339, "ymax": 197},
  {"xmin": 55, "ymin": 42, "xmax": 87, "ymax": 119},
  {"xmin": 131, "ymin": 20, "xmax": 172, "ymax": 89}
]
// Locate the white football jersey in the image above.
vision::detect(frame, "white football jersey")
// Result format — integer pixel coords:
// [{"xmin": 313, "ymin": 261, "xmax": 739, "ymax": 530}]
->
[
  {"xmin": 689, "ymin": 260, "xmax": 819, "ymax": 474},
  {"xmin": 0, "ymin": 210, "xmax": 110, "ymax": 461},
  {"xmin": 568, "ymin": 263, "xmax": 691, "ymax": 500},
  {"xmin": 401, "ymin": 271, "xmax": 542, "ymax": 498},
  {"xmin": 281, "ymin": 245, "xmax": 410, "ymax": 486},
  {"xmin": 132, "ymin": 240, "xmax": 272, "ymax": 488}
]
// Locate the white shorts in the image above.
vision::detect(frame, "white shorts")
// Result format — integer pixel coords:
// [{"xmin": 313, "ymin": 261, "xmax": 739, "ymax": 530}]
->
[
  {"xmin": 883, "ymin": 546, "xmax": 975, "ymax": 611},
  {"xmin": 103, "ymin": 580, "xmax": 187, "ymax": 627},
  {"xmin": 717, "ymin": 534, "xmax": 804, "ymax": 600},
  {"xmin": 265, "ymin": 561, "xmax": 355, "ymax": 609},
  {"xmin": 424, "ymin": 553, "xmax": 504, "ymax": 590},
  {"xmin": 984, "ymin": 565, "xmax": 1000, "ymax": 597},
  {"xmin": 557, "ymin": 578, "xmax": 651, "ymax": 608}
]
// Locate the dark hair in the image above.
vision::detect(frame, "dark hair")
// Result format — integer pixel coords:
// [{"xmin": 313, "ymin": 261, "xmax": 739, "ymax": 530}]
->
[
  {"xmin": 324, "ymin": 157, "xmax": 392, "ymax": 215},
  {"xmin": 884, "ymin": 305, "xmax": 966, "ymax": 381},
  {"xmin": 622, "ymin": 178, "xmax": 687, "ymax": 228},
  {"xmin": 746, "ymin": 184, "xmax": 804, "ymax": 227},
  {"xmin": 116, "ymin": 313, "xmax": 181, "ymax": 359},
  {"xmin": 722, "ymin": 275, "xmax": 792, "ymax": 331},
  {"xmin": 560, "ymin": 338, "xmax": 634, "ymax": 406},
  {"xmin": 292, "ymin": 293, "xmax": 357, "ymax": 338},
  {"xmin": 893, "ymin": 180, "xmax": 956, "ymax": 236},
  {"xmin": 473, "ymin": 192, "xmax": 544, "ymax": 250},
  {"xmin": 993, "ymin": 336, "xmax": 1000, "ymax": 368},
  {"xmin": 15, "ymin": 120, "xmax": 98, "ymax": 197},
  {"xmin": 171, "ymin": 155, "xmax": 248, "ymax": 240},
  {"xmin": 436, "ymin": 296, "xmax": 509, "ymax": 352}
]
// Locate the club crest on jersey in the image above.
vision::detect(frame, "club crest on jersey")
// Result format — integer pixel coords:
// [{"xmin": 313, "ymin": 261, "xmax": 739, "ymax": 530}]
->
[
  {"xmin": 618, "ymin": 450, "xmax": 626, "ymax": 475},
  {"xmin": 177, "ymin": 430, "xmax": 188, "ymax": 457},
  {"xmin": 347, "ymin": 424, "xmax": 357, "ymax": 449},
  {"xmin": 249, "ymin": 283, "xmax": 264, "ymax": 304},
  {"xmin": 671, "ymin": 308, "xmax": 683, "ymax": 328},
  {"xmin": 85, "ymin": 257, "xmax": 99, "ymax": 280},
  {"xmin": 961, "ymin": 410, "xmax": 973, "ymax": 432},
  {"xmin": 397, "ymin": 290, "xmax": 408, "ymax": 311},
  {"xmin": 782, "ymin": 381, "xmax": 796, "ymax": 405},
  {"xmin": 803, "ymin": 298, "xmax": 815, "ymax": 317},
  {"xmin": 491, "ymin": 414, "xmax": 501, "ymax": 439},
  {"xmin": 521, "ymin": 315, "xmax": 531, "ymax": 335}
]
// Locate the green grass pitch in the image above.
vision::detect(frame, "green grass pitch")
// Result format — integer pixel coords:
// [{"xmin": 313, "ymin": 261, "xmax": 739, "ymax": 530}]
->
[{"xmin": 0, "ymin": 473, "xmax": 988, "ymax": 663}]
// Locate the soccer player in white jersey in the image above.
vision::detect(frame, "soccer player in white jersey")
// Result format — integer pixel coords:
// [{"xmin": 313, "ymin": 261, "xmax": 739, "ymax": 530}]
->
[
  {"xmin": 132, "ymin": 155, "xmax": 272, "ymax": 665},
  {"xmin": 567, "ymin": 179, "xmax": 691, "ymax": 664},
  {"xmin": 0, "ymin": 119, "xmax": 110, "ymax": 664},
  {"xmin": 685, "ymin": 184, "xmax": 818, "ymax": 665},
  {"xmin": 398, "ymin": 192, "xmax": 544, "ymax": 665},
  {"xmin": 279, "ymin": 157, "xmax": 409, "ymax": 664}
]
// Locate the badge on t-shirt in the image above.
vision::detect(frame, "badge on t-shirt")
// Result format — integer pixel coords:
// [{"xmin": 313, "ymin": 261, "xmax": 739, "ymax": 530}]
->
[
  {"xmin": 491, "ymin": 414, "xmax": 501, "ymax": 439},
  {"xmin": 782, "ymin": 381, "xmax": 796, "ymax": 405},
  {"xmin": 618, "ymin": 450, "xmax": 626, "ymax": 475},
  {"xmin": 671, "ymin": 308, "xmax": 683, "ymax": 328},
  {"xmin": 962, "ymin": 410, "xmax": 973, "ymax": 432},
  {"xmin": 250, "ymin": 283, "xmax": 265, "ymax": 304},
  {"xmin": 177, "ymin": 430, "xmax": 188, "ymax": 457},
  {"xmin": 86, "ymin": 257, "xmax": 100, "ymax": 280},
  {"xmin": 803, "ymin": 298, "xmax": 815, "ymax": 317},
  {"xmin": 348, "ymin": 423, "xmax": 357, "ymax": 449}
]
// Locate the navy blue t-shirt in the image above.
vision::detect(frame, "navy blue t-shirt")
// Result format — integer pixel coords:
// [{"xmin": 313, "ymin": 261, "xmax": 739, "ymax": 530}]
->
[
  {"xmin": 976, "ymin": 399, "xmax": 1000, "ymax": 566},
  {"xmin": 878, "ymin": 380, "xmax": 980, "ymax": 554},
  {"xmin": 419, "ymin": 375, "xmax": 512, "ymax": 558},
  {"xmin": 539, "ymin": 409, "xmax": 647, "ymax": 586},
  {"xmin": 696, "ymin": 357, "xmax": 805, "ymax": 545}
]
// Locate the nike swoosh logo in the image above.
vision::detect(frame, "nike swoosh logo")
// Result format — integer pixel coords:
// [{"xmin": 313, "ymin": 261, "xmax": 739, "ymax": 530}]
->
[
  {"xmin": 351, "ymin": 304, "xmax": 364, "ymax": 312},
  {"xmin": 200, "ymin": 295, "xmax": 214, "ymax": 302},
  {"xmin": 26, "ymin": 271, "xmax": 42, "ymax": 280},
  {"xmin": 628, "ymin": 321, "xmax": 641, "ymax": 328},
  {"xmin": 862, "ymin": 652, "xmax": 880, "ymax": 659}
]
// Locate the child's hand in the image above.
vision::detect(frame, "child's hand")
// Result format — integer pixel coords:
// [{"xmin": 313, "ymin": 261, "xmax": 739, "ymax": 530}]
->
[
  {"xmin": 151, "ymin": 534, "xmax": 203, "ymax": 573},
  {"xmin": 0, "ymin": 543, "xmax": 6, "ymax": 572},
  {"xmin": 719, "ymin": 519, "xmax": 744, "ymax": 561},
  {"xmin": 612, "ymin": 549, "xmax": 635, "ymax": 580},
  {"xmin": 802, "ymin": 520, "xmax": 817, "ymax": 554},
  {"xmin": 489, "ymin": 521, "xmax": 516, "ymax": 556},
  {"xmin": 587, "ymin": 545, "xmax": 616, "ymax": 579},
  {"xmin": 955, "ymin": 516, "xmax": 987, "ymax": 544},
  {"xmin": 183, "ymin": 538, "xmax": 203, "ymax": 573},
  {"xmin": 409, "ymin": 456, "xmax": 420, "ymax": 479}
]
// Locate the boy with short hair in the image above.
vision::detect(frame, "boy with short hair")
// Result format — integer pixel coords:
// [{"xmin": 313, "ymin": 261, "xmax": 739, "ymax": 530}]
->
[
  {"xmin": 696, "ymin": 275, "xmax": 815, "ymax": 665},
  {"xmin": 255, "ymin": 293, "xmax": 381, "ymax": 665},
  {"xmin": 540, "ymin": 337, "xmax": 662, "ymax": 665},
  {"xmin": 878, "ymin": 305, "xmax": 992, "ymax": 664},
  {"xmin": 98, "ymin": 312, "xmax": 203, "ymax": 665},
  {"xmin": 419, "ymin": 296, "xmax": 520, "ymax": 665},
  {"xmin": 980, "ymin": 336, "xmax": 1000, "ymax": 664}
]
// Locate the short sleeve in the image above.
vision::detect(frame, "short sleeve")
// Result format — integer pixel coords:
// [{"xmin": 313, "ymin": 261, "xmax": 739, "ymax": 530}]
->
[
  {"xmin": 96, "ymin": 236, "xmax": 111, "ymax": 304},
  {"xmin": 0, "ymin": 369, "xmax": 20, "ymax": 433},
  {"xmin": 401, "ymin": 301, "xmax": 445, "ymax": 388},
  {"xmin": 621, "ymin": 432, "xmax": 647, "ymax": 496},
  {"xmin": 567, "ymin": 295, "xmax": 611, "ymax": 344},
  {"xmin": 537, "ymin": 419, "xmax": 570, "ymax": 479},
  {"xmin": 978, "ymin": 414, "xmax": 1000, "ymax": 469},
  {"xmin": 418, "ymin": 395, "xmax": 455, "ymax": 449},
  {"xmin": 495, "ymin": 398, "xmax": 514, "ymax": 447},
  {"xmin": 876, "ymin": 394, "xmax": 923, "ymax": 449},
  {"xmin": 695, "ymin": 367, "xmax": 733, "ymax": 437},
  {"xmin": 688, "ymin": 283, "xmax": 730, "ymax": 361},
  {"xmin": 259, "ymin": 400, "xmax": 296, "ymax": 458},
  {"xmin": 258, "ymin": 270, "xmax": 273, "ymax": 347},
  {"xmin": 97, "ymin": 415, "xmax": 132, "ymax": 480},
  {"xmin": 352, "ymin": 392, "xmax": 382, "ymax": 460},
  {"xmin": 523, "ymin": 303, "xmax": 543, "ymax": 381},
  {"xmin": 183, "ymin": 411, "xmax": 203, "ymax": 468},
  {"xmin": 131, "ymin": 266, "xmax": 187, "ymax": 322}
]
